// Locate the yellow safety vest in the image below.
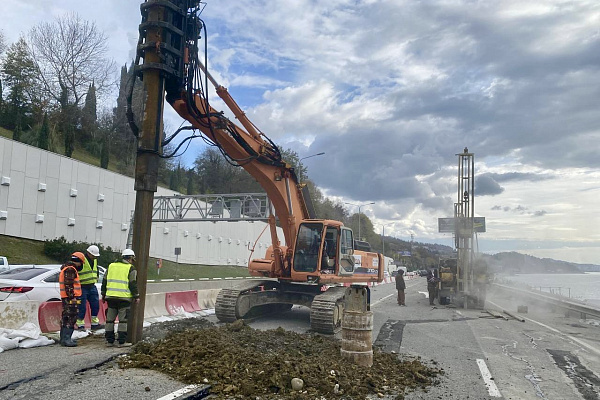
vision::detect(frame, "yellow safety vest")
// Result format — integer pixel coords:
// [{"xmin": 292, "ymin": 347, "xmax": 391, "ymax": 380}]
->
[
  {"xmin": 79, "ymin": 257, "xmax": 98, "ymax": 285},
  {"xmin": 105, "ymin": 262, "xmax": 132, "ymax": 299}
]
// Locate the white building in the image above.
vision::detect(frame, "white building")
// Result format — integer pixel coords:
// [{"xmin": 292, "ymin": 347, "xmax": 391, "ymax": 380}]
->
[{"xmin": 0, "ymin": 137, "xmax": 281, "ymax": 266}]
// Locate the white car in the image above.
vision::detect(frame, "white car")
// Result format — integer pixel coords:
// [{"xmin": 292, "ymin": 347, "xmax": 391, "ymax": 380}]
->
[{"xmin": 0, "ymin": 265, "xmax": 105, "ymax": 302}]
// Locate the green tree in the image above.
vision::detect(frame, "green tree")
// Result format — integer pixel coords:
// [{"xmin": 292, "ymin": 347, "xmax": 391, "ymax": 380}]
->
[
  {"xmin": 38, "ymin": 112, "xmax": 50, "ymax": 150},
  {"xmin": 279, "ymin": 147, "xmax": 308, "ymax": 182},
  {"xmin": 1, "ymin": 37, "xmax": 38, "ymax": 130},
  {"xmin": 100, "ymin": 136, "xmax": 109, "ymax": 169},
  {"xmin": 193, "ymin": 147, "xmax": 262, "ymax": 194},
  {"xmin": 12, "ymin": 115, "xmax": 22, "ymax": 142},
  {"xmin": 64, "ymin": 124, "xmax": 74, "ymax": 157},
  {"xmin": 81, "ymin": 82, "xmax": 97, "ymax": 141},
  {"xmin": 186, "ymin": 168, "xmax": 195, "ymax": 194}
]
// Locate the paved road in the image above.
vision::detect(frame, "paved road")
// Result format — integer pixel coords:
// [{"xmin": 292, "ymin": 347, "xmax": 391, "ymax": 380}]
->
[{"xmin": 1, "ymin": 278, "xmax": 599, "ymax": 399}]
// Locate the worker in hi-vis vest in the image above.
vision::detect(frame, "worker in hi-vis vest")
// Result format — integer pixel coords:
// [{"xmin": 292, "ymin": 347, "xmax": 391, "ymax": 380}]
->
[
  {"xmin": 101, "ymin": 248, "xmax": 139, "ymax": 347},
  {"xmin": 59, "ymin": 252, "xmax": 84, "ymax": 347},
  {"xmin": 76, "ymin": 245, "xmax": 103, "ymax": 331}
]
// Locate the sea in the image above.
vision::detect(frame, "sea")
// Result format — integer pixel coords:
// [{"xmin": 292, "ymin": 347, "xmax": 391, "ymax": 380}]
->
[{"xmin": 500, "ymin": 272, "xmax": 600, "ymax": 307}]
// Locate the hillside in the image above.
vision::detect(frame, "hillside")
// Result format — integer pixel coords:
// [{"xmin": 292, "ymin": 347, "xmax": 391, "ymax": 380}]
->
[{"xmin": 482, "ymin": 252, "xmax": 597, "ymax": 274}]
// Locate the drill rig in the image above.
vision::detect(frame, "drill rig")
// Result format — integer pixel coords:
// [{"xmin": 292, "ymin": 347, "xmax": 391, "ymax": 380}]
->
[
  {"xmin": 132, "ymin": 0, "xmax": 383, "ymax": 333},
  {"xmin": 437, "ymin": 148, "xmax": 487, "ymax": 308}
]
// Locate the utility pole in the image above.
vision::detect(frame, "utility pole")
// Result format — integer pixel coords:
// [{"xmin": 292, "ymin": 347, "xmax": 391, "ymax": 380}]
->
[{"xmin": 128, "ymin": 2, "xmax": 167, "ymax": 344}]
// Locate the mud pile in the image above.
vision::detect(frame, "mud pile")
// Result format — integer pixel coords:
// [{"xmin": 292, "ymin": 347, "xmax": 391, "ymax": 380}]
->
[{"xmin": 121, "ymin": 318, "xmax": 442, "ymax": 399}]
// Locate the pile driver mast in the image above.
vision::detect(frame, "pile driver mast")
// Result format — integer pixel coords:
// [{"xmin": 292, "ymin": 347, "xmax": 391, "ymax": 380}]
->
[{"xmin": 454, "ymin": 147, "xmax": 475, "ymax": 305}]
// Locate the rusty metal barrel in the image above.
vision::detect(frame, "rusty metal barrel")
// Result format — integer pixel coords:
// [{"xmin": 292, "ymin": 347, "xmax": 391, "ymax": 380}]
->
[{"xmin": 340, "ymin": 310, "xmax": 373, "ymax": 367}]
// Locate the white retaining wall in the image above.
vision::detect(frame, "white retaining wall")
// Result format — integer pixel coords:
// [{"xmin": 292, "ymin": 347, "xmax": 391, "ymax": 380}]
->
[{"xmin": 0, "ymin": 137, "xmax": 280, "ymax": 266}]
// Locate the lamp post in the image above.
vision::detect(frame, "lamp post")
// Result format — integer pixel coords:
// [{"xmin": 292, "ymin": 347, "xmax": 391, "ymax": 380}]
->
[
  {"xmin": 344, "ymin": 201, "xmax": 375, "ymax": 240},
  {"xmin": 299, "ymin": 152, "xmax": 325, "ymax": 162},
  {"xmin": 381, "ymin": 223, "xmax": 393, "ymax": 257},
  {"xmin": 298, "ymin": 152, "xmax": 325, "ymax": 181}
]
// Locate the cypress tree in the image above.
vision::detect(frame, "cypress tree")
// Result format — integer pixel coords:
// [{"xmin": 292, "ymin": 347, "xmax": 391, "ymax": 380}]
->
[
  {"xmin": 81, "ymin": 82, "xmax": 97, "ymax": 140},
  {"xmin": 13, "ymin": 114, "xmax": 22, "ymax": 142},
  {"xmin": 64, "ymin": 125, "xmax": 74, "ymax": 157},
  {"xmin": 38, "ymin": 112, "xmax": 50, "ymax": 150},
  {"xmin": 100, "ymin": 136, "xmax": 109, "ymax": 169}
]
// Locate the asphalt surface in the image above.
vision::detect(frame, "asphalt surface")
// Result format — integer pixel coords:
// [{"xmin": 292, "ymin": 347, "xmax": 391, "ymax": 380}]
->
[{"xmin": 1, "ymin": 278, "xmax": 599, "ymax": 399}]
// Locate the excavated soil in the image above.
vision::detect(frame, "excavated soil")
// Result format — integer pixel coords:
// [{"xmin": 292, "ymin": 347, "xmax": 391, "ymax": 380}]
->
[{"xmin": 120, "ymin": 318, "xmax": 442, "ymax": 399}]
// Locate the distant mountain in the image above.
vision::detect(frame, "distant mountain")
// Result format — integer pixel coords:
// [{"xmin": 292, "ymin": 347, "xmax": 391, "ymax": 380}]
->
[{"xmin": 482, "ymin": 252, "xmax": 600, "ymax": 274}]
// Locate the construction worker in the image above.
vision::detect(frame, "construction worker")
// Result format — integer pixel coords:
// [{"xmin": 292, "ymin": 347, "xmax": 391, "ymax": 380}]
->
[
  {"xmin": 427, "ymin": 268, "xmax": 439, "ymax": 306},
  {"xmin": 395, "ymin": 269, "xmax": 406, "ymax": 306},
  {"xmin": 59, "ymin": 252, "xmax": 85, "ymax": 347},
  {"xmin": 101, "ymin": 248, "xmax": 139, "ymax": 347},
  {"xmin": 76, "ymin": 245, "xmax": 103, "ymax": 331}
]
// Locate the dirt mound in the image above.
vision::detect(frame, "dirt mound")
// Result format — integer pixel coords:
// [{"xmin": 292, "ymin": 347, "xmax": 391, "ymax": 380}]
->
[{"xmin": 121, "ymin": 318, "xmax": 442, "ymax": 399}]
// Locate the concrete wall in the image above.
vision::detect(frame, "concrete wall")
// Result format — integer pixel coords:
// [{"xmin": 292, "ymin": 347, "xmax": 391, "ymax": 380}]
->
[{"xmin": 0, "ymin": 137, "xmax": 280, "ymax": 266}]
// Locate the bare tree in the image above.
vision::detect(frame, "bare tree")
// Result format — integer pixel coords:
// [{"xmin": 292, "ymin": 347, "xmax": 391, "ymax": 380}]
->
[{"xmin": 28, "ymin": 13, "xmax": 116, "ymax": 109}]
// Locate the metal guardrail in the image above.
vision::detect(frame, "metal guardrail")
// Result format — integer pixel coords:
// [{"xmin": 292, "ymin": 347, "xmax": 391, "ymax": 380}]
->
[
  {"xmin": 491, "ymin": 283, "xmax": 600, "ymax": 320},
  {"xmin": 152, "ymin": 193, "xmax": 271, "ymax": 222}
]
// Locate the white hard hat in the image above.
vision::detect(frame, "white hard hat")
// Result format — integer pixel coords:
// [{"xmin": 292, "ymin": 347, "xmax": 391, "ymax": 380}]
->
[
  {"xmin": 122, "ymin": 248, "xmax": 136, "ymax": 258},
  {"xmin": 86, "ymin": 245, "xmax": 100, "ymax": 257}
]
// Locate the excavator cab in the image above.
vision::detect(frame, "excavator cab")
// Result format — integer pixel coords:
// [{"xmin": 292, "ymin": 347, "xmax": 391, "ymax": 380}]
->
[{"xmin": 291, "ymin": 222, "xmax": 355, "ymax": 279}]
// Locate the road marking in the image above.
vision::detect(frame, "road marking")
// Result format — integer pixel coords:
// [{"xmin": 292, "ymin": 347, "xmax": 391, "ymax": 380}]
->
[
  {"xmin": 487, "ymin": 300, "xmax": 600, "ymax": 357},
  {"xmin": 371, "ymin": 293, "xmax": 395, "ymax": 307},
  {"xmin": 155, "ymin": 384, "xmax": 199, "ymax": 400},
  {"xmin": 476, "ymin": 359, "xmax": 502, "ymax": 397}
]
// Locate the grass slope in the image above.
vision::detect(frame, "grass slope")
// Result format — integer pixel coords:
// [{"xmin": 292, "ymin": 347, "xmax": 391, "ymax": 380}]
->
[{"xmin": 0, "ymin": 234, "xmax": 250, "ymax": 279}]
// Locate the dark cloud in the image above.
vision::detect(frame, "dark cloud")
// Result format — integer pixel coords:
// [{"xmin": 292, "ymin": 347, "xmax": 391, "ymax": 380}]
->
[
  {"xmin": 475, "ymin": 174, "xmax": 504, "ymax": 196},
  {"xmin": 533, "ymin": 210, "xmax": 547, "ymax": 217}
]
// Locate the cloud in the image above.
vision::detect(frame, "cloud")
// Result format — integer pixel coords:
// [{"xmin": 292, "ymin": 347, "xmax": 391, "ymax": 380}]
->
[
  {"xmin": 475, "ymin": 174, "xmax": 505, "ymax": 196},
  {"xmin": 4, "ymin": 0, "xmax": 600, "ymax": 264}
]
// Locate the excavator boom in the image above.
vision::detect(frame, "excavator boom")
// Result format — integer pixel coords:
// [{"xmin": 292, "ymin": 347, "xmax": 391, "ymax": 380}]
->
[{"xmin": 134, "ymin": 0, "xmax": 383, "ymax": 333}]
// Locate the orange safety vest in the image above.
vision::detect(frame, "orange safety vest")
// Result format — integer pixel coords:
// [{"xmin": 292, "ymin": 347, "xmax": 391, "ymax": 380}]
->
[{"xmin": 59, "ymin": 265, "xmax": 82, "ymax": 298}]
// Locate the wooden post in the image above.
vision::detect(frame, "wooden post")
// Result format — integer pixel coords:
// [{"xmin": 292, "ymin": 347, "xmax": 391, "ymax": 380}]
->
[{"xmin": 128, "ymin": 3, "xmax": 166, "ymax": 344}]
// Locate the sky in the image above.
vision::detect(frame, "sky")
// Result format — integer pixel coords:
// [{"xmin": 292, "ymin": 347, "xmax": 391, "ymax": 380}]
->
[{"xmin": 2, "ymin": 0, "xmax": 600, "ymax": 265}]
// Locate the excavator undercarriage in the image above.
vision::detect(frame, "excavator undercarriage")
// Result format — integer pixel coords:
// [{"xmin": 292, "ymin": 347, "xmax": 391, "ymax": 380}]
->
[{"xmin": 215, "ymin": 280, "xmax": 350, "ymax": 334}]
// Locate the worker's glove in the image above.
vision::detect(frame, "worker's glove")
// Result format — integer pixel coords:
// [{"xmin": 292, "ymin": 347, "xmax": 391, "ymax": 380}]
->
[{"xmin": 69, "ymin": 299, "xmax": 81, "ymax": 305}]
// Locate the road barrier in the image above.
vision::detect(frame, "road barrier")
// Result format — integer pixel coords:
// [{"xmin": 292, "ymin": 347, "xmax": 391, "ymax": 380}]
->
[
  {"xmin": 197, "ymin": 289, "xmax": 221, "ymax": 309},
  {"xmin": 0, "ymin": 300, "xmax": 41, "ymax": 330},
  {"xmin": 165, "ymin": 290, "xmax": 202, "ymax": 315},
  {"xmin": 491, "ymin": 283, "xmax": 600, "ymax": 320},
  {"xmin": 144, "ymin": 293, "xmax": 168, "ymax": 319},
  {"xmin": 37, "ymin": 301, "xmax": 62, "ymax": 332}
]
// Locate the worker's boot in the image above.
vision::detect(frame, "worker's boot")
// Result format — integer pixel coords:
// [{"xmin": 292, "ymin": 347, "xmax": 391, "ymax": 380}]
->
[
  {"xmin": 59, "ymin": 327, "xmax": 66, "ymax": 346},
  {"xmin": 76, "ymin": 319, "xmax": 86, "ymax": 331},
  {"xmin": 105, "ymin": 330, "xmax": 115, "ymax": 347},
  {"xmin": 91, "ymin": 316, "xmax": 104, "ymax": 331},
  {"xmin": 117, "ymin": 331, "xmax": 132, "ymax": 348},
  {"xmin": 62, "ymin": 327, "xmax": 78, "ymax": 347}
]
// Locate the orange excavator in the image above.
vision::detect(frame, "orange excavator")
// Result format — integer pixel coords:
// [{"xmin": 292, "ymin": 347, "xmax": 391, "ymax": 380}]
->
[{"xmin": 133, "ymin": 0, "xmax": 383, "ymax": 333}]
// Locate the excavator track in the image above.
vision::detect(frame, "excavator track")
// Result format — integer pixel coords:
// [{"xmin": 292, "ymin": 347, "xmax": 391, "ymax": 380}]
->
[
  {"xmin": 215, "ymin": 280, "xmax": 271, "ymax": 322},
  {"xmin": 310, "ymin": 286, "xmax": 348, "ymax": 334}
]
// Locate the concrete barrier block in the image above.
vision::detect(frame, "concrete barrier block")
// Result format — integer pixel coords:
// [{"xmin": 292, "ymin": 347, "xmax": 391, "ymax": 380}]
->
[
  {"xmin": 0, "ymin": 300, "xmax": 41, "ymax": 330},
  {"xmin": 38, "ymin": 301, "xmax": 62, "ymax": 333},
  {"xmin": 165, "ymin": 290, "xmax": 200, "ymax": 315},
  {"xmin": 144, "ymin": 293, "xmax": 167, "ymax": 319},
  {"xmin": 197, "ymin": 289, "xmax": 220, "ymax": 309}
]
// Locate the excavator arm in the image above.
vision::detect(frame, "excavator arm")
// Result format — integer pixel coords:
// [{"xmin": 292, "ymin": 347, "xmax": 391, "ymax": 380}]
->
[{"xmin": 166, "ymin": 66, "xmax": 314, "ymax": 276}]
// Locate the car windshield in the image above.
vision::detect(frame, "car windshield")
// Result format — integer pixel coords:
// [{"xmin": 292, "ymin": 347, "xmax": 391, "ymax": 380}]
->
[{"xmin": 0, "ymin": 268, "xmax": 50, "ymax": 280}]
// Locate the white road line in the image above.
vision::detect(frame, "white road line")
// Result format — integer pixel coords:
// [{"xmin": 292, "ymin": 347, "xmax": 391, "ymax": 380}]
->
[
  {"xmin": 155, "ymin": 384, "xmax": 199, "ymax": 400},
  {"xmin": 476, "ymin": 359, "xmax": 502, "ymax": 397},
  {"xmin": 487, "ymin": 300, "xmax": 600, "ymax": 356},
  {"xmin": 371, "ymin": 293, "xmax": 395, "ymax": 307}
]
